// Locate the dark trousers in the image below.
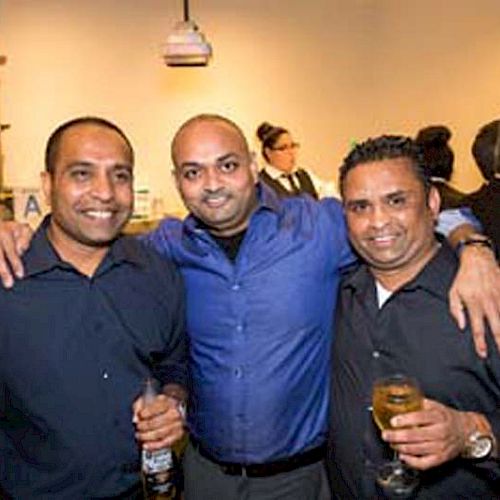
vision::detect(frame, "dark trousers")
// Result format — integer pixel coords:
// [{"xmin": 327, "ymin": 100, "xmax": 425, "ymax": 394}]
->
[{"xmin": 183, "ymin": 442, "xmax": 331, "ymax": 500}]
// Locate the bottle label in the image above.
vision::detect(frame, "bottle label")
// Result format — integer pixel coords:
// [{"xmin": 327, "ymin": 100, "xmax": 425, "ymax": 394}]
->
[
  {"xmin": 142, "ymin": 448, "xmax": 173, "ymax": 474},
  {"xmin": 142, "ymin": 449, "xmax": 176, "ymax": 496}
]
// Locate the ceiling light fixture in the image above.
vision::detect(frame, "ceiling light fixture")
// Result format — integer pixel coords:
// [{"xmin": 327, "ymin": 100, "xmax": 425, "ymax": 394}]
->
[{"xmin": 163, "ymin": 0, "xmax": 212, "ymax": 67}]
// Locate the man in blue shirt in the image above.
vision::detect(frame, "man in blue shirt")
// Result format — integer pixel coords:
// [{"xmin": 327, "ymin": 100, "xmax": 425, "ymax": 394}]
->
[
  {"xmin": 144, "ymin": 114, "xmax": 353, "ymax": 499},
  {"xmin": 0, "ymin": 117, "xmax": 187, "ymax": 498},
  {"xmin": 0, "ymin": 114, "xmax": 499, "ymax": 500}
]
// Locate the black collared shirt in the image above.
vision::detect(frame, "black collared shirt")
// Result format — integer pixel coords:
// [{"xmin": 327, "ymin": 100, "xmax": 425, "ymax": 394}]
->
[
  {"xmin": 329, "ymin": 243, "xmax": 500, "ymax": 499},
  {"xmin": 0, "ymin": 218, "xmax": 187, "ymax": 499}
]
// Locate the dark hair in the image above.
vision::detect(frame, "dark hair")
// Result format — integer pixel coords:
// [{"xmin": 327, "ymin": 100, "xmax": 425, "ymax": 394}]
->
[
  {"xmin": 256, "ymin": 122, "xmax": 288, "ymax": 161},
  {"xmin": 339, "ymin": 135, "xmax": 431, "ymax": 198},
  {"xmin": 45, "ymin": 116, "xmax": 134, "ymax": 174},
  {"xmin": 415, "ymin": 125, "xmax": 454, "ymax": 181},
  {"xmin": 472, "ymin": 119, "xmax": 500, "ymax": 181}
]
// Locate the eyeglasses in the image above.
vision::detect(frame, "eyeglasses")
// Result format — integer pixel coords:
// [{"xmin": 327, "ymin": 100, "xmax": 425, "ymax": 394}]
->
[{"xmin": 269, "ymin": 142, "xmax": 300, "ymax": 152}]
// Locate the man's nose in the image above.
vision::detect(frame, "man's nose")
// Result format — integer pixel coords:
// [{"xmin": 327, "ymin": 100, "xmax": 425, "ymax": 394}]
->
[
  {"xmin": 91, "ymin": 172, "xmax": 114, "ymax": 201},
  {"xmin": 203, "ymin": 166, "xmax": 222, "ymax": 191},
  {"xmin": 370, "ymin": 204, "xmax": 390, "ymax": 228}
]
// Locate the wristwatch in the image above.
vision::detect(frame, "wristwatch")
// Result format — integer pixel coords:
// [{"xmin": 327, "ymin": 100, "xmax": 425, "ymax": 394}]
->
[{"xmin": 461, "ymin": 414, "xmax": 496, "ymax": 460}]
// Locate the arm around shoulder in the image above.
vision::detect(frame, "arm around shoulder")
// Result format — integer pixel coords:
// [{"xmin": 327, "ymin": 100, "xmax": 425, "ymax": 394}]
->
[{"xmin": 0, "ymin": 220, "xmax": 34, "ymax": 288}]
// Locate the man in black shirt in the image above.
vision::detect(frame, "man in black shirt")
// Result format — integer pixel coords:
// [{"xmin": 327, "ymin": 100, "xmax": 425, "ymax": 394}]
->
[
  {"xmin": 328, "ymin": 135, "xmax": 500, "ymax": 498},
  {"xmin": 0, "ymin": 117, "xmax": 187, "ymax": 498}
]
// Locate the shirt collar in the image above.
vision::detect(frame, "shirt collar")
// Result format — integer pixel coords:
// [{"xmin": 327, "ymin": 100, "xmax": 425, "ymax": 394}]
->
[
  {"xmin": 23, "ymin": 215, "xmax": 146, "ymax": 278},
  {"xmin": 407, "ymin": 241, "xmax": 457, "ymax": 298},
  {"xmin": 263, "ymin": 164, "xmax": 298, "ymax": 180},
  {"xmin": 342, "ymin": 239, "xmax": 457, "ymax": 301}
]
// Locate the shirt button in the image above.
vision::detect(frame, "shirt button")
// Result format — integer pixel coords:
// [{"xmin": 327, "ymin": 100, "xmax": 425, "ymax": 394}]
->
[
  {"xmin": 102, "ymin": 371, "xmax": 109, "ymax": 379},
  {"xmin": 234, "ymin": 367, "xmax": 243, "ymax": 378},
  {"xmin": 372, "ymin": 351, "xmax": 380, "ymax": 359},
  {"xmin": 367, "ymin": 405, "xmax": 373, "ymax": 412},
  {"xmin": 236, "ymin": 324, "xmax": 243, "ymax": 333},
  {"xmin": 231, "ymin": 283, "xmax": 240, "ymax": 291}
]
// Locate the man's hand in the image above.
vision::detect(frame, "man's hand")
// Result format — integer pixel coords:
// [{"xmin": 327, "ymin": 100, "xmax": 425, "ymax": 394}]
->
[
  {"xmin": 381, "ymin": 399, "xmax": 470, "ymax": 470},
  {"xmin": 0, "ymin": 221, "xmax": 33, "ymax": 288},
  {"xmin": 449, "ymin": 245, "xmax": 500, "ymax": 357},
  {"xmin": 133, "ymin": 393, "xmax": 186, "ymax": 452}
]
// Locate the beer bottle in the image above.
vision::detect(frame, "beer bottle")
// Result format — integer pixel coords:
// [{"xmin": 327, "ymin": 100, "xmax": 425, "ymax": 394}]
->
[{"xmin": 141, "ymin": 378, "xmax": 179, "ymax": 500}]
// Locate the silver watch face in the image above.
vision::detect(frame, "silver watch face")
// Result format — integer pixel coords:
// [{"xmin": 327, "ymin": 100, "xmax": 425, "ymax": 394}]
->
[{"xmin": 469, "ymin": 433, "xmax": 493, "ymax": 459}]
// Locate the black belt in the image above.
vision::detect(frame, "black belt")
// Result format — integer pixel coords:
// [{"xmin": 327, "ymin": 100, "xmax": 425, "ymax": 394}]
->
[{"xmin": 191, "ymin": 437, "xmax": 326, "ymax": 477}]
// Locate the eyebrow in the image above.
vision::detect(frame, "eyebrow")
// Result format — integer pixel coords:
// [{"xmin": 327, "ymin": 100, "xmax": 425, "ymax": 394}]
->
[
  {"xmin": 66, "ymin": 161, "xmax": 133, "ymax": 170},
  {"xmin": 178, "ymin": 152, "xmax": 241, "ymax": 169},
  {"xmin": 217, "ymin": 153, "xmax": 240, "ymax": 162},
  {"xmin": 385, "ymin": 189, "xmax": 408, "ymax": 198},
  {"xmin": 345, "ymin": 188, "xmax": 413, "ymax": 204},
  {"xmin": 66, "ymin": 161, "xmax": 94, "ymax": 168},
  {"xmin": 344, "ymin": 198, "xmax": 368, "ymax": 208}
]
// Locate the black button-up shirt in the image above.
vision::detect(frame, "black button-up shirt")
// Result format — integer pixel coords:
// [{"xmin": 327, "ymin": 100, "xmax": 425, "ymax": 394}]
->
[
  {"xmin": 0, "ymin": 218, "xmax": 187, "ymax": 499},
  {"xmin": 329, "ymin": 242, "xmax": 500, "ymax": 499}
]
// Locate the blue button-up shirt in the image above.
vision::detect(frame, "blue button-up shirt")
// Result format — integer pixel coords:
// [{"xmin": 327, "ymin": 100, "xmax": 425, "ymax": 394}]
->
[
  {"xmin": 145, "ymin": 184, "xmax": 354, "ymax": 463},
  {"xmin": 0, "ymin": 218, "xmax": 187, "ymax": 499}
]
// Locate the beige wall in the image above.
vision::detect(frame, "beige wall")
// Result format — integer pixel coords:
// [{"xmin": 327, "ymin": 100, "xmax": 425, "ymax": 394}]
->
[{"xmin": 1, "ymin": 0, "xmax": 500, "ymax": 215}]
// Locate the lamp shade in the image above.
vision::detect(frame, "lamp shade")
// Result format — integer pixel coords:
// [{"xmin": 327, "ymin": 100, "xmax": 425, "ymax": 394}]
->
[{"xmin": 163, "ymin": 20, "xmax": 212, "ymax": 67}]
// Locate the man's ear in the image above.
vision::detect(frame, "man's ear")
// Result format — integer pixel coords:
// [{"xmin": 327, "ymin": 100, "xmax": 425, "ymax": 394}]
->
[
  {"xmin": 249, "ymin": 152, "xmax": 259, "ymax": 184},
  {"xmin": 171, "ymin": 168, "xmax": 181, "ymax": 193},
  {"xmin": 428, "ymin": 185, "xmax": 441, "ymax": 221},
  {"xmin": 40, "ymin": 171, "xmax": 52, "ymax": 208}
]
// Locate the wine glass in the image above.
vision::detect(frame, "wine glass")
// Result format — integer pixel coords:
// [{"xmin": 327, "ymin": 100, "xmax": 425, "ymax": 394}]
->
[{"xmin": 372, "ymin": 374, "xmax": 423, "ymax": 498}]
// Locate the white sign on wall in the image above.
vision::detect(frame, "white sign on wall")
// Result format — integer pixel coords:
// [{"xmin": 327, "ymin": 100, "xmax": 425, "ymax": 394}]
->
[{"xmin": 13, "ymin": 187, "xmax": 48, "ymax": 228}]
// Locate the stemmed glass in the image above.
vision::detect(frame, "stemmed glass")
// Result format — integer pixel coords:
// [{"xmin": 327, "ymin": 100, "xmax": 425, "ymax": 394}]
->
[{"xmin": 372, "ymin": 374, "xmax": 423, "ymax": 498}]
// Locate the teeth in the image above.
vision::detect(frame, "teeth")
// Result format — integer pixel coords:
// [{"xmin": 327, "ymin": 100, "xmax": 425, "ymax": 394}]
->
[
  {"xmin": 205, "ymin": 197, "xmax": 226, "ymax": 205},
  {"xmin": 86, "ymin": 211, "xmax": 112, "ymax": 219},
  {"xmin": 372, "ymin": 235, "xmax": 395, "ymax": 243}
]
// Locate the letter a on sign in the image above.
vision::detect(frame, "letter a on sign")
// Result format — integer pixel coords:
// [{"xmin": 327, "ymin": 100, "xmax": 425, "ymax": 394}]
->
[{"xmin": 24, "ymin": 194, "xmax": 42, "ymax": 218}]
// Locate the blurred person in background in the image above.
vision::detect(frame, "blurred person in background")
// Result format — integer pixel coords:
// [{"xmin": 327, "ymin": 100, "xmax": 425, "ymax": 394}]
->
[
  {"xmin": 463, "ymin": 119, "xmax": 500, "ymax": 260},
  {"xmin": 415, "ymin": 125, "xmax": 465, "ymax": 209},
  {"xmin": 256, "ymin": 121, "xmax": 338, "ymax": 199}
]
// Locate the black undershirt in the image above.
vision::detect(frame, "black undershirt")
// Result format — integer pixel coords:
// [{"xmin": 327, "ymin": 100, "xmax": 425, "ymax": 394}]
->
[{"xmin": 210, "ymin": 229, "xmax": 247, "ymax": 262}]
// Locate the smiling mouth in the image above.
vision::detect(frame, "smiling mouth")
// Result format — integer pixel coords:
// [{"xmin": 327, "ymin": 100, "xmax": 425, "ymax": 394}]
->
[
  {"xmin": 83, "ymin": 210, "xmax": 115, "ymax": 220},
  {"xmin": 369, "ymin": 235, "xmax": 398, "ymax": 246},
  {"xmin": 204, "ymin": 195, "xmax": 229, "ymax": 208}
]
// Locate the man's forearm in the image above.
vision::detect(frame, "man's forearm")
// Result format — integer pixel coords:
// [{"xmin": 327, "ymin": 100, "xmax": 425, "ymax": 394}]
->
[{"xmin": 437, "ymin": 208, "xmax": 482, "ymax": 246}]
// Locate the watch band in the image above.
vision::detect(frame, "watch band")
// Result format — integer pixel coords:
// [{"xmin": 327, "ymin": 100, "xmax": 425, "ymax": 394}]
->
[{"xmin": 456, "ymin": 234, "xmax": 495, "ymax": 255}]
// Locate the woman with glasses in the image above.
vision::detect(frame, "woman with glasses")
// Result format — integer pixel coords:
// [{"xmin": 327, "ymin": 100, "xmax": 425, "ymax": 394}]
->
[{"xmin": 256, "ymin": 122, "xmax": 337, "ymax": 199}]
